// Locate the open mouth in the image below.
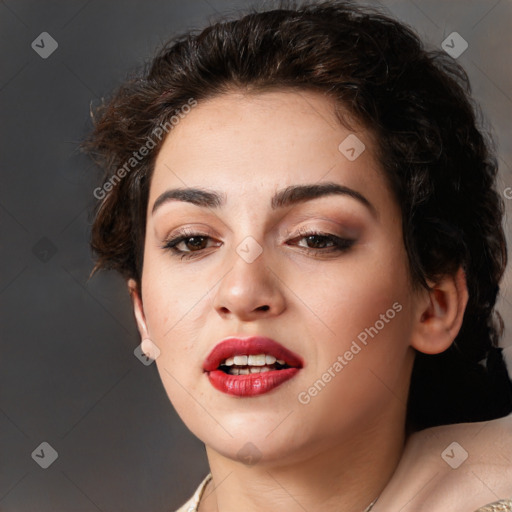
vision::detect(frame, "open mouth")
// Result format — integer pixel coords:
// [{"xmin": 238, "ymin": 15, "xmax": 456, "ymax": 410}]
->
[
  {"xmin": 218, "ymin": 354, "xmax": 293, "ymax": 375},
  {"xmin": 204, "ymin": 336, "xmax": 304, "ymax": 396}
]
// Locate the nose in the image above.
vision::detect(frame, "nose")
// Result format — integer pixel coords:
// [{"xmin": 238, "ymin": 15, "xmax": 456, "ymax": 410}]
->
[{"xmin": 212, "ymin": 244, "xmax": 286, "ymax": 321}]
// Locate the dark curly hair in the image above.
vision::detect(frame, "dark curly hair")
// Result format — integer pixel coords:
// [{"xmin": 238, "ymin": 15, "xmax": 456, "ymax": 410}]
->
[{"xmin": 83, "ymin": 0, "xmax": 512, "ymax": 430}]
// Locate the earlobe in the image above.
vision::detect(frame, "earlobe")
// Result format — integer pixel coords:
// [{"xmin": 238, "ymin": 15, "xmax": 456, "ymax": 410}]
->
[
  {"xmin": 411, "ymin": 267, "xmax": 469, "ymax": 355},
  {"xmin": 127, "ymin": 278, "xmax": 150, "ymax": 339}
]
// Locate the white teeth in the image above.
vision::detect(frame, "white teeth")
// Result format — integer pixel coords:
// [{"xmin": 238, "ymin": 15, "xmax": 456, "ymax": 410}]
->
[
  {"xmin": 248, "ymin": 354, "xmax": 266, "ymax": 366},
  {"xmin": 222, "ymin": 354, "xmax": 287, "ymax": 366},
  {"xmin": 221, "ymin": 353, "xmax": 291, "ymax": 374},
  {"xmin": 234, "ymin": 355, "xmax": 248, "ymax": 365}
]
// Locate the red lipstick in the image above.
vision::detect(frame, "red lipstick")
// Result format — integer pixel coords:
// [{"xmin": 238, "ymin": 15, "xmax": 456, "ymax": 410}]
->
[{"xmin": 203, "ymin": 336, "xmax": 303, "ymax": 397}]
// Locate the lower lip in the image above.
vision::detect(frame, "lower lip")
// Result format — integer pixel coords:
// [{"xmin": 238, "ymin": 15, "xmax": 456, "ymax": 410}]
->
[{"xmin": 207, "ymin": 368, "xmax": 300, "ymax": 396}]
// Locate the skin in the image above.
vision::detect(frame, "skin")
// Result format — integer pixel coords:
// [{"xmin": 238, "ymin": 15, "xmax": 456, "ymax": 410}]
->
[
  {"xmin": 376, "ymin": 414, "xmax": 512, "ymax": 511},
  {"xmin": 128, "ymin": 90, "xmax": 470, "ymax": 512}
]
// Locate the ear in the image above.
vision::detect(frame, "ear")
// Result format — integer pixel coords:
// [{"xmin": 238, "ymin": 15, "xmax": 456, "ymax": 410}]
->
[
  {"xmin": 410, "ymin": 266, "xmax": 469, "ymax": 355},
  {"xmin": 128, "ymin": 278, "xmax": 150, "ymax": 340}
]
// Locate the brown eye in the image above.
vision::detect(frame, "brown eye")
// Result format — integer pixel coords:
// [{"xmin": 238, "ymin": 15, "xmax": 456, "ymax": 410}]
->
[
  {"xmin": 162, "ymin": 229, "xmax": 222, "ymax": 260},
  {"xmin": 289, "ymin": 229, "xmax": 356, "ymax": 254},
  {"xmin": 176, "ymin": 236, "xmax": 209, "ymax": 252},
  {"xmin": 298, "ymin": 234, "xmax": 335, "ymax": 249}
]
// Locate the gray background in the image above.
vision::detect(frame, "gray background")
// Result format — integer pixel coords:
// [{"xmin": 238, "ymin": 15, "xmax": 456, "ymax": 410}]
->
[{"xmin": 1, "ymin": 0, "xmax": 511, "ymax": 510}]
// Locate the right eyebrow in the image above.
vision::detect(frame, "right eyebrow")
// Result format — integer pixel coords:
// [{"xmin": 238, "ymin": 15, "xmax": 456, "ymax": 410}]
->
[{"xmin": 152, "ymin": 187, "xmax": 225, "ymax": 214}]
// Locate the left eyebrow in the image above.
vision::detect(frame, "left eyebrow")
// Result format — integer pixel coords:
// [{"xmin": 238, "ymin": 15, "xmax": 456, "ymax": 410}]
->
[{"xmin": 151, "ymin": 181, "xmax": 378, "ymax": 218}]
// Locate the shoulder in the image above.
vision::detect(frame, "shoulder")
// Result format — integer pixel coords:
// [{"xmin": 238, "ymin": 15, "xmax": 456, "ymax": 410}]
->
[
  {"xmin": 374, "ymin": 414, "xmax": 512, "ymax": 512},
  {"xmin": 407, "ymin": 412, "xmax": 512, "ymax": 466}
]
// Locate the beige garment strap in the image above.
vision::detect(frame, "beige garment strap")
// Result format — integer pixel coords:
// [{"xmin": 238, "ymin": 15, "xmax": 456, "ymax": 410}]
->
[
  {"xmin": 475, "ymin": 500, "xmax": 512, "ymax": 512},
  {"xmin": 175, "ymin": 473, "xmax": 212, "ymax": 512}
]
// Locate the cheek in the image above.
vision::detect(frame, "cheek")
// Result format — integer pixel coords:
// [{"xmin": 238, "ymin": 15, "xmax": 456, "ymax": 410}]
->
[
  {"xmin": 142, "ymin": 251, "xmax": 203, "ymax": 325},
  {"xmin": 294, "ymin": 247, "xmax": 409, "ymax": 334},
  {"xmin": 140, "ymin": 263, "xmax": 204, "ymax": 371},
  {"xmin": 290, "ymin": 247, "xmax": 413, "ymax": 400},
  {"xmin": 141, "ymin": 265, "xmax": 208, "ymax": 419},
  {"xmin": 295, "ymin": 285, "xmax": 412, "ymax": 431}
]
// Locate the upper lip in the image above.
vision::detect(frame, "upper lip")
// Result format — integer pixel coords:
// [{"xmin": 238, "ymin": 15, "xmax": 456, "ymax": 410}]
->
[{"xmin": 203, "ymin": 336, "xmax": 304, "ymax": 372}]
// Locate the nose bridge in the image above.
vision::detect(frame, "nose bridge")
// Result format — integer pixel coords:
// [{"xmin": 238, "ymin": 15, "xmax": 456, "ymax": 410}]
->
[{"xmin": 212, "ymin": 233, "xmax": 285, "ymax": 318}]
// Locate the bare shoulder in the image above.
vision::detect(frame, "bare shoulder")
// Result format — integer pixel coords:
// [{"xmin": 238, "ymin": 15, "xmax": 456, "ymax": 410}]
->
[
  {"xmin": 374, "ymin": 414, "xmax": 512, "ymax": 512},
  {"xmin": 409, "ymin": 412, "xmax": 512, "ymax": 459}
]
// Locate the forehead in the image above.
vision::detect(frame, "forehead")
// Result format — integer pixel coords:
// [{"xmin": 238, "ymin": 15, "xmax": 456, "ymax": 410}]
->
[{"xmin": 150, "ymin": 90, "xmax": 391, "ymax": 211}]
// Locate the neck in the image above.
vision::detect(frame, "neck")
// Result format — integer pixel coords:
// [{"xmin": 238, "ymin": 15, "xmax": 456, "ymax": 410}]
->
[{"xmin": 199, "ymin": 411, "xmax": 406, "ymax": 512}]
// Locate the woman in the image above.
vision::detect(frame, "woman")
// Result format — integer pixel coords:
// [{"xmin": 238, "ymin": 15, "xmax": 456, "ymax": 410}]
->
[{"xmin": 84, "ymin": 1, "xmax": 512, "ymax": 510}]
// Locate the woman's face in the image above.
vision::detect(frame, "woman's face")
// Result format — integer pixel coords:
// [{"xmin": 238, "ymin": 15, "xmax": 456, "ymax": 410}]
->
[{"xmin": 134, "ymin": 90, "xmax": 420, "ymax": 466}]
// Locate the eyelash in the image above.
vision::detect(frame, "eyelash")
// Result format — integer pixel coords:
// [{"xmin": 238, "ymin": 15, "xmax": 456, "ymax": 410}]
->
[{"xmin": 161, "ymin": 226, "xmax": 355, "ymax": 261}]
